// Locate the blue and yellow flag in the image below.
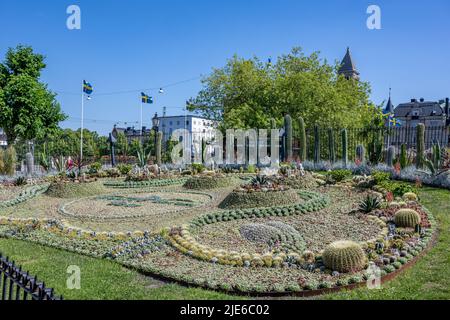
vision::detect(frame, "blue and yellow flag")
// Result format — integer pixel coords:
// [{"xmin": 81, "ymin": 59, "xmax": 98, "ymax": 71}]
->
[
  {"xmin": 83, "ymin": 80, "xmax": 93, "ymax": 94},
  {"xmin": 389, "ymin": 118, "xmax": 402, "ymax": 127},
  {"xmin": 141, "ymin": 92, "xmax": 153, "ymax": 104}
]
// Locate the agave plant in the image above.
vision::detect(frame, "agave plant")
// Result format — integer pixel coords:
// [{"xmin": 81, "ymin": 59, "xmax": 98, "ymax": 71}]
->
[
  {"xmin": 251, "ymin": 175, "xmax": 270, "ymax": 187},
  {"xmin": 54, "ymin": 156, "xmax": 67, "ymax": 173},
  {"xmin": 359, "ymin": 194, "xmax": 381, "ymax": 213},
  {"xmin": 136, "ymin": 145, "xmax": 151, "ymax": 168}
]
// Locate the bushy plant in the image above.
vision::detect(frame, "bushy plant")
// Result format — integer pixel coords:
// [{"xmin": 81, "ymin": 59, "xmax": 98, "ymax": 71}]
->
[
  {"xmin": 372, "ymin": 171, "xmax": 391, "ymax": 184},
  {"xmin": 322, "ymin": 240, "xmax": 366, "ymax": 273},
  {"xmin": 327, "ymin": 169, "xmax": 352, "ymax": 183},
  {"xmin": 191, "ymin": 163, "xmax": 205, "ymax": 174},
  {"xmin": 14, "ymin": 176, "xmax": 27, "ymax": 186},
  {"xmin": 117, "ymin": 163, "xmax": 132, "ymax": 175},
  {"xmin": 0, "ymin": 146, "xmax": 16, "ymax": 176},
  {"xmin": 394, "ymin": 209, "xmax": 421, "ymax": 228},
  {"xmin": 246, "ymin": 164, "xmax": 256, "ymax": 174},
  {"xmin": 89, "ymin": 162, "xmax": 102, "ymax": 174},
  {"xmin": 377, "ymin": 180, "xmax": 416, "ymax": 197}
]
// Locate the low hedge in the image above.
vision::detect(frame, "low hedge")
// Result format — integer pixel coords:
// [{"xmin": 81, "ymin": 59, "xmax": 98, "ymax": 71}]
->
[{"xmin": 104, "ymin": 178, "xmax": 187, "ymax": 189}]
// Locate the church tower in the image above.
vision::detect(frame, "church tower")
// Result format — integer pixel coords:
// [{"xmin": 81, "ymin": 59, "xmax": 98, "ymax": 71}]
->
[{"xmin": 338, "ymin": 47, "xmax": 360, "ymax": 80}]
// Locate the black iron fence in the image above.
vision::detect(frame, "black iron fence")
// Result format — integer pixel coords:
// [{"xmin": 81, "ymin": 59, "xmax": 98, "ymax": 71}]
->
[{"xmin": 0, "ymin": 253, "xmax": 62, "ymax": 300}]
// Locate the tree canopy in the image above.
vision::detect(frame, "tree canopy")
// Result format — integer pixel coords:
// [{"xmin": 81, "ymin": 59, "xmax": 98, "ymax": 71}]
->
[
  {"xmin": 187, "ymin": 47, "xmax": 381, "ymax": 130},
  {"xmin": 0, "ymin": 45, "xmax": 66, "ymax": 143}
]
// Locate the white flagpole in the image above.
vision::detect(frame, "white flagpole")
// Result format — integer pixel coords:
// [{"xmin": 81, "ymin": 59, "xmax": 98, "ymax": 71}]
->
[
  {"xmin": 140, "ymin": 100, "xmax": 143, "ymax": 142},
  {"xmin": 80, "ymin": 81, "xmax": 84, "ymax": 166}
]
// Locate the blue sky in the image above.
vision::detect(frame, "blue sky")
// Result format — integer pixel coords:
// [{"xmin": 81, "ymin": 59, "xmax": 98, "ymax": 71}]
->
[{"xmin": 1, "ymin": 0, "xmax": 449, "ymax": 135}]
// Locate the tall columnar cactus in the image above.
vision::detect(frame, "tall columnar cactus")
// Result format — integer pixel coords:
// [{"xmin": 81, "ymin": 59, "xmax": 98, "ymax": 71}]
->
[
  {"xmin": 156, "ymin": 131, "xmax": 163, "ymax": 165},
  {"xmin": 394, "ymin": 209, "xmax": 421, "ymax": 228},
  {"xmin": 341, "ymin": 129, "xmax": 348, "ymax": 167},
  {"xmin": 432, "ymin": 142, "xmax": 441, "ymax": 169},
  {"xmin": 416, "ymin": 123, "xmax": 425, "ymax": 169},
  {"xmin": 328, "ymin": 128, "xmax": 335, "ymax": 163},
  {"xmin": 355, "ymin": 144, "xmax": 365, "ymax": 164},
  {"xmin": 322, "ymin": 240, "xmax": 366, "ymax": 273},
  {"xmin": 26, "ymin": 152, "xmax": 34, "ymax": 176},
  {"xmin": 298, "ymin": 116, "xmax": 307, "ymax": 162},
  {"xmin": 386, "ymin": 146, "xmax": 396, "ymax": 167},
  {"xmin": 368, "ymin": 130, "xmax": 383, "ymax": 165},
  {"xmin": 313, "ymin": 125, "xmax": 320, "ymax": 164},
  {"xmin": 400, "ymin": 144, "xmax": 408, "ymax": 169},
  {"xmin": 284, "ymin": 114, "xmax": 293, "ymax": 162}
]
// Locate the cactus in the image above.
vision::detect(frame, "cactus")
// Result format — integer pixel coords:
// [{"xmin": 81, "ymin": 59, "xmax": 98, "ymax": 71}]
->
[
  {"xmin": 394, "ymin": 209, "xmax": 421, "ymax": 228},
  {"xmin": 313, "ymin": 125, "xmax": 320, "ymax": 164},
  {"xmin": 26, "ymin": 152, "xmax": 34, "ymax": 176},
  {"xmin": 432, "ymin": 142, "xmax": 441, "ymax": 169},
  {"xmin": 386, "ymin": 146, "xmax": 395, "ymax": 167},
  {"xmin": 298, "ymin": 116, "xmax": 307, "ymax": 162},
  {"xmin": 322, "ymin": 240, "xmax": 366, "ymax": 273},
  {"xmin": 416, "ymin": 124, "xmax": 425, "ymax": 169},
  {"xmin": 0, "ymin": 146, "xmax": 16, "ymax": 176},
  {"xmin": 400, "ymin": 144, "xmax": 407, "ymax": 169},
  {"xmin": 284, "ymin": 114, "xmax": 293, "ymax": 162},
  {"xmin": 355, "ymin": 144, "xmax": 365, "ymax": 164},
  {"xmin": 156, "ymin": 131, "xmax": 163, "ymax": 165},
  {"xmin": 201, "ymin": 138, "xmax": 206, "ymax": 164},
  {"xmin": 270, "ymin": 118, "xmax": 277, "ymax": 130},
  {"xmin": 368, "ymin": 129, "xmax": 383, "ymax": 165},
  {"xmin": 341, "ymin": 129, "xmax": 348, "ymax": 168},
  {"xmin": 328, "ymin": 128, "xmax": 335, "ymax": 163}
]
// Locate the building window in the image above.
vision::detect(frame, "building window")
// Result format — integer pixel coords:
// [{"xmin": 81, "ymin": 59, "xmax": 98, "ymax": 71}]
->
[
  {"xmin": 186, "ymin": 121, "xmax": 189, "ymax": 125},
  {"xmin": 169, "ymin": 121, "xmax": 173, "ymax": 125},
  {"xmin": 177, "ymin": 121, "xmax": 180, "ymax": 125}
]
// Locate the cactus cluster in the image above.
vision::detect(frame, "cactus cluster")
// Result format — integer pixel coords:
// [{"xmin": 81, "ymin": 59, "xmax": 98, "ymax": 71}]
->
[
  {"xmin": 322, "ymin": 240, "xmax": 367, "ymax": 273},
  {"xmin": 400, "ymin": 144, "xmax": 408, "ymax": 169},
  {"xmin": 394, "ymin": 209, "xmax": 421, "ymax": 228}
]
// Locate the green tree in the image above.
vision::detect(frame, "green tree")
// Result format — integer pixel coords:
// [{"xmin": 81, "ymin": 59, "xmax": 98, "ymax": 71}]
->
[
  {"xmin": 0, "ymin": 45, "xmax": 66, "ymax": 143},
  {"xmin": 188, "ymin": 47, "xmax": 380, "ymax": 130}
]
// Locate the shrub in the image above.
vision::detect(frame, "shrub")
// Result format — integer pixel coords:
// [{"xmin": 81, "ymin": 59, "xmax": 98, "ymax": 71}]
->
[
  {"xmin": 246, "ymin": 164, "xmax": 256, "ymax": 174},
  {"xmin": 117, "ymin": 164, "xmax": 132, "ymax": 175},
  {"xmin": 0, "ymin": 146, "xmax": 16, "ymax": 176},
  {"xmin": 89, "ymin": 162, "xmax": 102, "ymax": 174},
  {"xmin": 191, "ymin": 163, "xmax": 205, "ymax": 174},
  {"xmin": 322, "ymin": 240, "xmax": 366, "ymax": 273},
  {"xmin": 359, "ymin": 194, "xmax": 381, "ymax": 213},
  {"xmin": 377, "ymin": 180, "xmax": 416, "ymax": 197},
  {"xmin": 372, "ymin": 171, "xmax": 391, "ymax": 184},
  {"xmin": 327, "ymin": 169, "xmax": 352, "ymax": 183},
  {"xmin": 394, "ymin": 209, "xmax": 421, "ymax": 228}
]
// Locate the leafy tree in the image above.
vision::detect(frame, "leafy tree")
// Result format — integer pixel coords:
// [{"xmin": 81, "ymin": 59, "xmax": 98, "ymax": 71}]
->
[
  {"xmin": 0, "ymin": 45, "xmax": 66, "ymax": 144},
  {"xmin": 188, "ymin": 47, "xmax": 381, "ymax": 130}
]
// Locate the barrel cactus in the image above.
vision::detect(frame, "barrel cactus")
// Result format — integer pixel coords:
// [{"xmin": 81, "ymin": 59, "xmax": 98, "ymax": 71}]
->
[
  {"xmin": 313, "ymin": 125, "xmax": 320, "ymax": 164},
  {"xmin": 394, "ymin": 209, "xmax": 421, "ymax": 228},
  {"xmin": 156, "ymin": 131, "xmax": 163, "ymax": 165},
  {"xmin": 328, "ymin": 128, "xmax": 335, "ymax": 163},
  {"xmin": 341, "ymin": 129, "xmax": 348, "ymax": 168},
  {"xmin": 284, "ymin": 114, "xmax": 293, "ymax": 161},
  {"xmin": 416, "ymin": 124, "xmax": 425, "ymax": 169},
  {"xmin": 322, "ymin": 240, "xmax": 366, "ymax": 273},
  {"xmin": 386, "ymin": 146, "xmax": 395, "ymax": 167},
  {"xmin": 298, "ymin": 116, "xmax": 307, "ymax": 162},
  {"xmin": 355, "ymin": 144, "xmax": 365, "ymax": 164}
]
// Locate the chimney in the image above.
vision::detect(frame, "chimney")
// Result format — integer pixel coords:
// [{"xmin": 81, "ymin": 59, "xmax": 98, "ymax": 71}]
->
[
  {"xmin": 446, "ymin": 97, "xmax": 449, "ymax": 120},
  {"xmin": 419, "ymin": 98, "xmax": 425, "ymax": 103},
  {"xmin": 411, "ymin": 98, "xmax": 417, "ymax": 103}
]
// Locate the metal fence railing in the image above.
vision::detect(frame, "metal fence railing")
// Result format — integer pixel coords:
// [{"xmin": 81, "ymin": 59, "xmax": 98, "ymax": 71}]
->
[{"xmin": 0, "ymin": 253, "xmax": 62, "ymax": 300}]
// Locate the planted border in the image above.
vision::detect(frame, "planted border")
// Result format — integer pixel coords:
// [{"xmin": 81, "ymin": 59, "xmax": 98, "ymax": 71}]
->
[
  {"xmin": 103, "ymin": 178, "xmax": 188, "ymax": 189},
  {"xmin": 0, "ymin": 184, "xmax": 49, "ymax": 208}
]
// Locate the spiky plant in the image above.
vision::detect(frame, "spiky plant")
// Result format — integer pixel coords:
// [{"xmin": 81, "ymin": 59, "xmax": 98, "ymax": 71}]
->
[
  {"xmin": 322, "ymin": 240, "xmax": 366, "ymax": 273},
  {"xmin": 400, "ymin": 144, "xmax": 408, "ymax": 169},
  {"xmin": 284, "ymin": 114, "xmax": 293, "ymax": 161},
  {"xmin": 156, "ymin": 131, "xmax": 163, "ymax": 165},
  {"xmin": 394, "ymin": 209, "xmax": 421, "ymax": 228},
  {"xmin": 251, "ymin": 175, "xmax": 269, "ymax": 187},
  {"xmin": 359, "ymin": 194, "xmax": 381, "ymax": 213},
  {"xmin": 298, "ymin": 116, "xmax": 307, "ymax": 162}
]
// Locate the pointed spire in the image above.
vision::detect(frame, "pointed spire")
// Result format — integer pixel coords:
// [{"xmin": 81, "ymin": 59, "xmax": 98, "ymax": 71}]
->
[
  {"xmin": 338, "ymin": 47, "xmax": 360, "ymax": 80},
  {"xmin": 383, "ymin": 87, "xmax": 395, "ymax": 114}
]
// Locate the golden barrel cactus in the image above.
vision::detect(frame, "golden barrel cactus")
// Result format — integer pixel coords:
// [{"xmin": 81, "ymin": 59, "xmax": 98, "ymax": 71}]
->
[
  {"xmin": 322, "ymin": 240, "xmax": 366, "ymax": 273},
  {"xmin": 394, "ymin": 209, "xmax": 421, "ymax": 228}
]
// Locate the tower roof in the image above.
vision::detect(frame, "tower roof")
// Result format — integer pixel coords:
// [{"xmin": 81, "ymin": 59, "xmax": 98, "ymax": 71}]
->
[
  {"xmin": 383, "ymin": 96, "xmax": 395, "ymax": 114},
  {"xmin": 338, "ymin": 47, "xmax": 359, "ymax": 78}
]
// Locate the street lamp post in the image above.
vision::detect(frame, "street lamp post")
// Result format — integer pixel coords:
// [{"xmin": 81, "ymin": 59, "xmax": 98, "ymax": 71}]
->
[{"xmin": 152, "ymin": 112, "xmax": 160, "ymax": 160}]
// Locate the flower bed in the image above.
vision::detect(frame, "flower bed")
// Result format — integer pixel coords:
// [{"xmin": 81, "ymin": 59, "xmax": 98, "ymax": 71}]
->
[
  {"xmin": 0, "ymin": 184, "xmax": 49, "ymax": 208},
  {"xmin": 46, "ymin": 181, "xmax": 107, "ymax": 198},
  {"xmin": 104, "ymin": 178, "xmax": 188, "ymax": 189},
  {"xmin": 219, "ymin": 188, "xmax": 301, "ymax": 209},
  {"xmin": 183, "ymin": 175, "xmax": 238, "ymax": 190}
]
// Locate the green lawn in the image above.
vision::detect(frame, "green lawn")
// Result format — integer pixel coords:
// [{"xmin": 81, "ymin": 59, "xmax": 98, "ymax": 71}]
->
[{"xmin": 0, "ymin": 186, "xmax": 448, "ymax": 300}]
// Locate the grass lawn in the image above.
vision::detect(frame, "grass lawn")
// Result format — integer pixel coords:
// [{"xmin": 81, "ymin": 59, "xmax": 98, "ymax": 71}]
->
[{"xmin": 0, "ymin": 186, "xmax": 448, "ymax": 300}]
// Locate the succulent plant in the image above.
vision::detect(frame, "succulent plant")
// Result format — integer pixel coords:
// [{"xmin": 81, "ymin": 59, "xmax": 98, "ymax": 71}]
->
[
  {"xmin": 358, "ymin": 194, "xmax": 381, "ymax": 213},
  {"xmin": 284, "ymin": 114, "xmax": 293, "ymax": 162},
  {"xmin": 322, "ymin": 240, "xmax": 366, "ymax": 273},
  {"xmin": 402, "ymin": 192, "xmax": 418, "ymax": 201},
  {"xmin": 298, "ymin": 116, "xmax": 307, "ymax": 162},
  {"xmin": 394, "ymin": 208, "xmax": 421, "ymax": 228}
]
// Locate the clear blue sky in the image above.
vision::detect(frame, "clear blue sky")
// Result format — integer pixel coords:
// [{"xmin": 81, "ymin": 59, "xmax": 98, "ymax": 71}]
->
[{"xmin": 1, "ymin": 0, "xmax": 449, "ymax": 135}]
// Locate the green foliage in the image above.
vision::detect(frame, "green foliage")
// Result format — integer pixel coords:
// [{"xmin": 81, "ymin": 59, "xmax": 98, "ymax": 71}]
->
[
  {"xmin": 358, "ymin": 194, "xmax": 381, "ymax": 213},
  {"xmin": 368, "ymin": 130, "xmax": 383, "ymax": 165},
  {"xmin": 0, "ymin": 146, "xmax": 16, "ymax": 176},
  {"xmin": 284, "ymin": 114, "xmax": 293, "ymax": 161},
  {"xmin": 328, "ymin": 128, "xmax": 335, "ymax": 163},
  {"xmin": 432, "ymin": 143, "xmax": 442, "ymax": 169},
  {"xmin": 0, "ymin": 45, "xmax": 66, "ymax": 143},
  {"xmin": 89, "ymin": 162, "xmax": 102, "ymax": 173},
  {"xmin": 187, "ymin": 48, "xmax": 378, "ymax": 130},
  {"xmin": 394, "ymin": 209, "xmax": 421, "ymax": 228},
  {"xmin": 416, "ymin": 124, "xmax": 425, "ymax": 169},
  {"xmin": 156, "ymin": 132, "xmax": 163, "ymax": 165},
  {"xmin": 117, "ymin": 163, "xmax": 132, "ymax": 175},
  {"xmin": 246, "ymin": 164, "xmax": 256, "ymax": 173},
  {"xmin": 250, "ymin": 175, "xmax": 269, "ymax": 187},
  {"xmin": 298, "ymin": 116, "xmax": 307, "ymax": 162},
  {"xmin": 341, "ymin": 129, "xmax": 348, "ymax": 167},
  {"xmin": 372, "ymin": 171, "xmax": 391, "ymax": 184},
  {"xmin": 377, "ymin": 180, "xmax": 417, "ymax": 197},
  {"xmin": 313, "ymin": 125, "xmax": 320, "ymax": 164},
  {"xmin": 191, "ymin": 163, "xmax": 206, "ymax": 174},
  {"xmin": 322, "ymin": 240, "xmax": 366, "ymax": 273},
  {"xmin": 14, "ymin": 176, "xmax": 27, "ymax": 186},
  {"xmin": 136, "ymin": 143, "xmax": 151, "ymax": 168},
  {"xmin": 327, "ymin": 169, "xmax": 351, "ymax": 183}
]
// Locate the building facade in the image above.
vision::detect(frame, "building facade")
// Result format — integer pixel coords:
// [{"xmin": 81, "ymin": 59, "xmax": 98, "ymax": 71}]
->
[{"xmin": 338, "ymin": 47, "xmax": 360, "ymax": 80}]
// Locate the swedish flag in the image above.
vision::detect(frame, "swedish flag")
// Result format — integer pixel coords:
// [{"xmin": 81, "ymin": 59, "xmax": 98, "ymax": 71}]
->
[
  {"xmin": 390, "ymin": 118, "xmax": 402, "ymax": 127},
  {"xmin": 83, "ymin": 80, "xmax": 93, "ymax": 94},
  {"xmin": 141, "ymin": 92, "xmax": 153, "ymax": 104}
]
